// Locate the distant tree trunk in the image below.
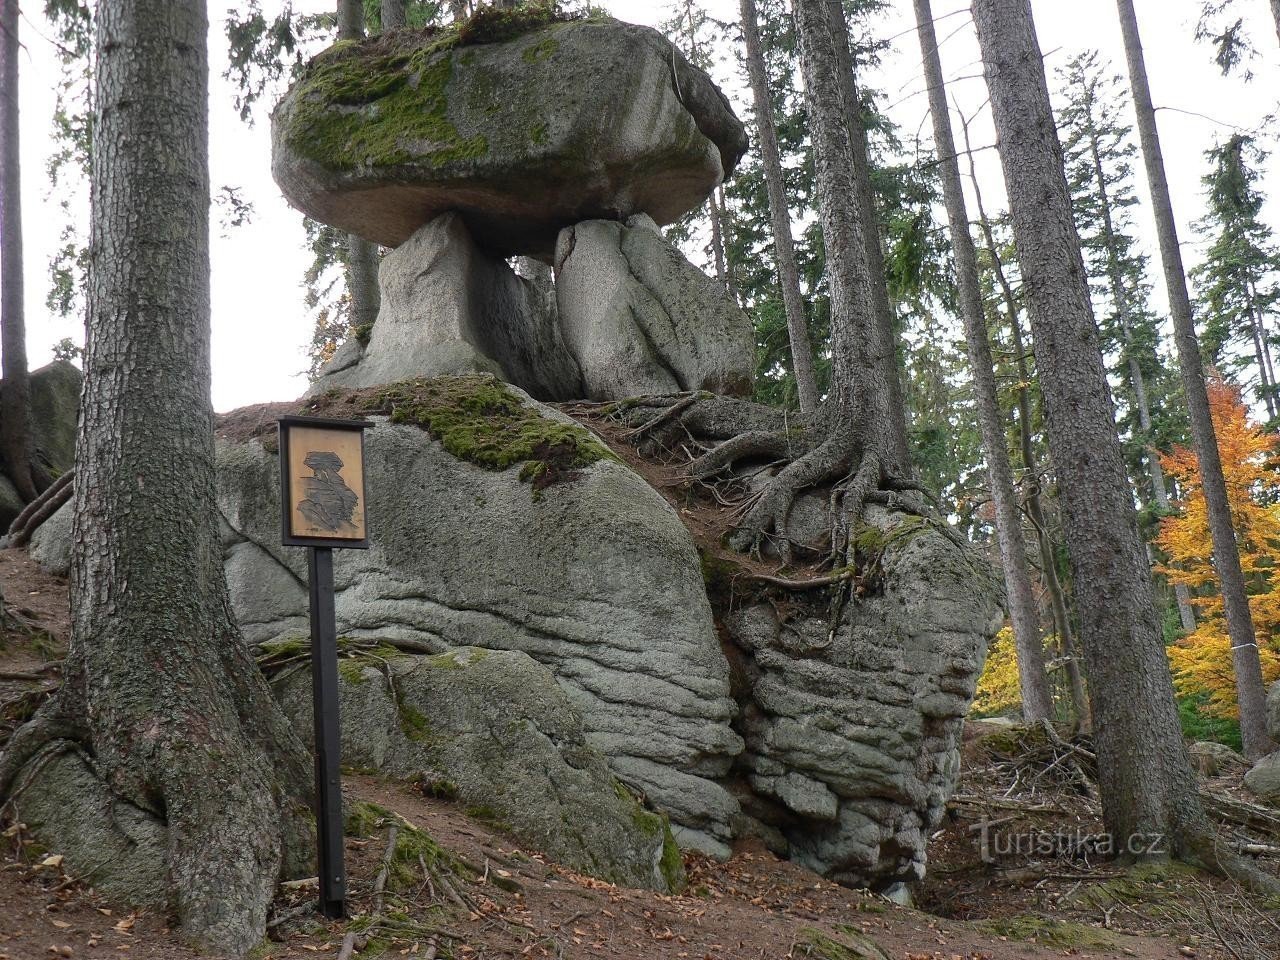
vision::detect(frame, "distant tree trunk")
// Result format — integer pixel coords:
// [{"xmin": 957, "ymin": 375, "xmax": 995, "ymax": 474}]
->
[
  {"xmin": 337, "ymin": 0, "xmax": 382, "ymax": 335},
  {"xmin": 337, "ymin": 0, "xmax": 364, "ymax": 37},
  {"xmin": 0, "ymin": 0, "xmax": 44, "ymax": 504},
  {"xmin": 739, "ymin": 0, "xmax": 819, "ymax": 414},
  {"xmin": 450, "ymin": 0, "xmax": 469, "ymax": 22},
  {"xmin": 1272, "ymin": 0, "xmax": 1280, "ymax": 48},
  {"xmin": 382, "ymin": 0, "xmax": 407, "ymax": 29},
  {"xmin": 1116, "ymin": 0, "xmax": 1274, "ymax": 759},
  {"xmin": 707, "ymin": 191, "xmax": 729, "ymax": 289},
  {"xmin": 0, "ymin": 1, "xmax": 314, "ymax": 955},
  {"xmin": 958, "ymin": 113, "xmax": 1090, "ymax": 728},
  {"xmin": 827, "ymin": 0, "xmax": 912, "ymax": 473},
  {"xmin": 971, "ymin": 0, "xmax": 1267, "ymax": 880},
  {"xmin": 914, "ymin": 0, "xmax": 1052, "ymax": 721}
]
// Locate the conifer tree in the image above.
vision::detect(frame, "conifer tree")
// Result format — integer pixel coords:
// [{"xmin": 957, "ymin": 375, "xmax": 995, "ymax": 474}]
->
[{"xmin": 1193, "ymin": 133, "xmax": 1280, "ymax": 422}]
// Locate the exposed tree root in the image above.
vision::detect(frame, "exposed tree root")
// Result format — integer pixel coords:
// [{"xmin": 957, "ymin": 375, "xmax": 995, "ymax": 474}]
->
[{"xmin": 4, "ymin": 470, "xmax": 73, "ymax": 548}]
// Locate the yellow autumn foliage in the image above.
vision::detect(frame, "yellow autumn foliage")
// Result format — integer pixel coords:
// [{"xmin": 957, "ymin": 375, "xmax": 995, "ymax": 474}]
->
[
  {"xmin": 973, "ymin": 627, "xmax": 1023, "ymax": 716},
  {"xmin": 1156, "ymin": 378, "xmax": 1280, "ymax": 719}
]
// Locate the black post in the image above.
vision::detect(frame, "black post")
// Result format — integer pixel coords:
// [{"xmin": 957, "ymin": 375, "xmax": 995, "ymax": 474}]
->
[{"xmin": 308, "ymin": 546, "xmax": 346, "ymax": 918}]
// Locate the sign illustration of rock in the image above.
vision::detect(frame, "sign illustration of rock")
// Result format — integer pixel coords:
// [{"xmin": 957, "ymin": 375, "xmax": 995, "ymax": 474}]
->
[
  {"xmin": 277, "ymin": 415, "xmax": 372, "ymax": 919},
  {"xmin": 298, "ymin": 451, "xmax": 360, "ymax": 534}
]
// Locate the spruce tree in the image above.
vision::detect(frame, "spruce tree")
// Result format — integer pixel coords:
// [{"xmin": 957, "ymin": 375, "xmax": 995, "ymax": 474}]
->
[{"xmin": 1192, "ymin": 133, "xmax": 1280, "ymax": 424}]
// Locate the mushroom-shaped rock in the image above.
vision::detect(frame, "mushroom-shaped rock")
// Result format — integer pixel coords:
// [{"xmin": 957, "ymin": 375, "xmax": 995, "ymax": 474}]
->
[{"xmin": 271, "ymin": 16, "xmax": 748, "ymax": 259}]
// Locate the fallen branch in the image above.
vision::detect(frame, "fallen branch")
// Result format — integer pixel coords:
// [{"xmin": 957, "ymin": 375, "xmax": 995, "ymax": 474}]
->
[{"xmin": 741, "ymin": 569, "xmax": 853, "ymax": 590}]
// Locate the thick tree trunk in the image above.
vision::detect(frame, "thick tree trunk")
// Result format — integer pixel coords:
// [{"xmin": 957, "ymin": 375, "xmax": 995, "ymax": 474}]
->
[
  {"xmin": 1272, "ymin": 0, "xmax": 1280, "ymax": 49},
  {"xmin": 973, "ymin": 0, "xmax": 1210, "ymax": 853},
  {"xmin": 739, "ymin": 0, "xmax": 819, "ymax": 414},
  {"xmin": 959, "ymin": 113, "xmax": 1091, "ymax": 727},
  {"xmin": 794, "ymin": 0, "xmax": 890, "ymax": 462},
  {"xmin": 0, "ymin": 0, "xmax": 43, "ymax": 504},
  {"xmin": 337, "ymin": 0, "xmax": 364, "ymax": 37},
  {"xmin": 1115, "ymin": 0, "xmax": 1274, "ymax": 759},
  {"xmin": 381, "ymin": 0, "xmax": 407, "ymax": 29},
  {"xmin": 1082, "ymin": 117, "xmax": 1198, "ymax": 632},
  {"xmin": 827, "ymin": 0, "xmax": 912, "ymax": 474},
  {"xmin": 913, "ymin": 0, "xmax": 1052, "ymax": 721},
  {"xmin": 0, "ymin": 2, "xmax": 313, "ymax": 954}
]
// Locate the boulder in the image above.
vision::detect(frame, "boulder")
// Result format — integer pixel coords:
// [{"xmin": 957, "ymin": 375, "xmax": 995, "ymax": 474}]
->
[
  {"xmin": 273, "ymin": 645, "xmax": 682, "ymax": 890},
  {"xmin": 1244, "ymin": 751, "xmax": 1280, "ymax": 804},
  {"xmin": 1268, "ymin": 679, "xmax": 1280, "ymax": 743},
  {"xmin": 721, "ymin": 507, "xmax": 1002, "ymax": 888},
  {"xmin": 1188, "ymin": 740, "xmax": 1247, "ymax": 778},
  {"xmin": 0, "ymin": 360, "xmax": 81, "ymax": 528},
  {"xmin": 29, "ymin": 499, "xmax": 73, "ymax": 576},
  {"xmin": 217, "ymin": 377, "xmax": 743, "ymax": 854},
  {"xmin": 554, "ymin": 215, "xmax": 754, "ymax": 400},
  {"xmin": 271, "ymin": 17, "xmax": 747, "ymax": 260},
  {"xmin": 309, "ymin": 213, "xmax": 582, "ymax": 400}
]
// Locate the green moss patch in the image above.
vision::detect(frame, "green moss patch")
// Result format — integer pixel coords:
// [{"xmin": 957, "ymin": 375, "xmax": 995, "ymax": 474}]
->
[
  {"xmin": 796, "ymin": 927, "xmax": 892, "ymax": 960},
  {"xmin": 973, "ymin": 915, "xmax": 1117, "ymax": 950},
  {"xmin": 280, "ymin": 3, "xmax": 606, "ymax": 173},
  {"xmin": 371, "ymin": 376, "xmax": 615, "ymax": 491}
]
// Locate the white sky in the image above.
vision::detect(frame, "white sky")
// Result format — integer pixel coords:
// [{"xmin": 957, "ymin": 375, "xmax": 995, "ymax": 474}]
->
[{"xmin": 9, "ymin": 0, "xmax": 1279, "ymax": 412}]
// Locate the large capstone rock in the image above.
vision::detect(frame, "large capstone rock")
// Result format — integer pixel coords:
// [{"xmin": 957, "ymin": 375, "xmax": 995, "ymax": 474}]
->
[
  {"xmin": 271, "ymin": 17, "xmax": 747, "ymax": 260},
  {"xmin": 721, "ymin": 506, "xmax": 1002, "ymax": 889},
  {"xmin": 555, "ymin": 215, "xmax": 754, "ymax": 400},
  {"xmin": 217, "ymin": 377, "xmax": 743, "ymax": 854},
  {"xmin": 309, "ymin": 213, "xmax": 582, "ymax": 400},
  {"xmin": 273, "ymin": 645, "xmax": 682, "ymax": 890}
]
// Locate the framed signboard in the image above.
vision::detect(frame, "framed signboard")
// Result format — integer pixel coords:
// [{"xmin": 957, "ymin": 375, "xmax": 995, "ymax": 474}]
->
[{"xmin": 278, "ymin": 415, "xmax": 371, "ymax": 549}]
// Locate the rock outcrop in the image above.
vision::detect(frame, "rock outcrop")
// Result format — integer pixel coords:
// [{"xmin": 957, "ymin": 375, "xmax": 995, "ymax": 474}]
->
[
  {"xmin": 271, "ymin": 16, "xmax": 748, "ymax": 260},
  {"xmin": 555, "ymin": 215, "xmax": 754, "ymax": 400},
  {"xmin": 0, "ymin": 360, "xmax": 81, "ymax": 528},
  {"xmin": 216, "ymin": 377, "xmax": 744, "ymax": 854},
  {"xmin": 309, "ymin": 213, "xmax": 582, "ymax": 400},
  {"xmin": 719, "ymin": 507, "xmax": 1002, "ymax": 888},
  {"xmin": 272, "ymin": 644, "xmax": 682, "ymax": 891}
]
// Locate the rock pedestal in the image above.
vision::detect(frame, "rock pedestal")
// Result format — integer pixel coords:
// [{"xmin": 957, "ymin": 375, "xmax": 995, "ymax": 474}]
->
[
  {"xmin": 309, "ymin": 213, "xmax": 582, "ymax": 401},
  {"xmin": 555, "ymin": 215, "xmax": 755, "ymax": 400}
]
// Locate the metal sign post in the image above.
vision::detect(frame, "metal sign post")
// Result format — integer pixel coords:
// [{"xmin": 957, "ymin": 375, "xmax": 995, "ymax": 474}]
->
[{"xmin": 278, "ymin": 415, "xmax": 372, "ymax": 920}]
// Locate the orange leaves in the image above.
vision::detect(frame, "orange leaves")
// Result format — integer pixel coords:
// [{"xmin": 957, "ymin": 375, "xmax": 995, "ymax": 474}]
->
[{"xmin": 1156, "ymin": 378, "xmax": 1280, "ymax": 718}]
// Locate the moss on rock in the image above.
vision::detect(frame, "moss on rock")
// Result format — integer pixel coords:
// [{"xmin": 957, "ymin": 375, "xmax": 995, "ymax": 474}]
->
[{"xmin": 371, "ymin": 375, "xmax": 615, "ymax": 491}]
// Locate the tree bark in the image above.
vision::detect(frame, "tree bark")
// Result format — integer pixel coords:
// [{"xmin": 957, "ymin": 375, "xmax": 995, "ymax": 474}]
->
[
  {"xmin": 1272, "ymin": 0, "xmax": 1280, "ymax": 49},
  {"xmin": 739, "ymin": 0, "xmax": 819, "ymax": 414},
  {"xmin": 707, "ymin": 191, "xmax": 729, "ymax": 289},
  {"xmin": 958, "ymin": 112, "xmax": 1090, "ymax": 728},
  {"xmin": 827, "ymin": 0, "xmax": 912, "ymax": 474},
  {"xmin": 0, "ymin": 2, "xmax": 313, "ymax": 954},
  {"xmin": 337, "ymin": 0, "xmax": 364, "ymax": 37},
  {"xmin": 973, "ymin": 0, "xmax": 1210, "ymax": 854},
  {"xmin": 1079, "ymin": 103, "xmax": 1198, "ymax": 632},
  {"xmin": 0, "ymin": 0, "xmax": 44, "ymax": 504},
  {"xmin": 381, "ymin": 0, "xmax": 407, "ymax": 29},
  {"xmin": 1115, "ymin": 0, "xmax": 1274, "ymax": 759},
  {"xmin": 913, "ymin": 0, "xmax": 1052, "ymax": 722}
]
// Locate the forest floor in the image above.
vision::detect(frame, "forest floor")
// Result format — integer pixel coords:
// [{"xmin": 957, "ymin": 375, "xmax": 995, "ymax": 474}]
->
[{"xmin": 2, "ymin": 547, "xmax": 1275, "ymax": 960}]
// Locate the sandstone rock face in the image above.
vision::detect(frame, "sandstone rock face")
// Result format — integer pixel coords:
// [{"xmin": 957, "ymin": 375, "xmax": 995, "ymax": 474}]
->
[
  {"xmin": 216, "ymin": 381, "xmax": 743, "ymax": 854},
  {"xmin": 309, "ymin": 213, "xmax": 582, "ymax": 400},
  {"xmin": 721, "ymin": 507, "xmax": 1002, "ymax": 888},
  {"xmin": 272, "ymin": 18, "xmax": 747, "ymax": 260},
  {"xmin": 273, "ymin": 645, "xmax": 682, "ymax": 890},
  {"xmin": 555, "ymin": 215, "xmax": 754, "ymax": 400}
]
